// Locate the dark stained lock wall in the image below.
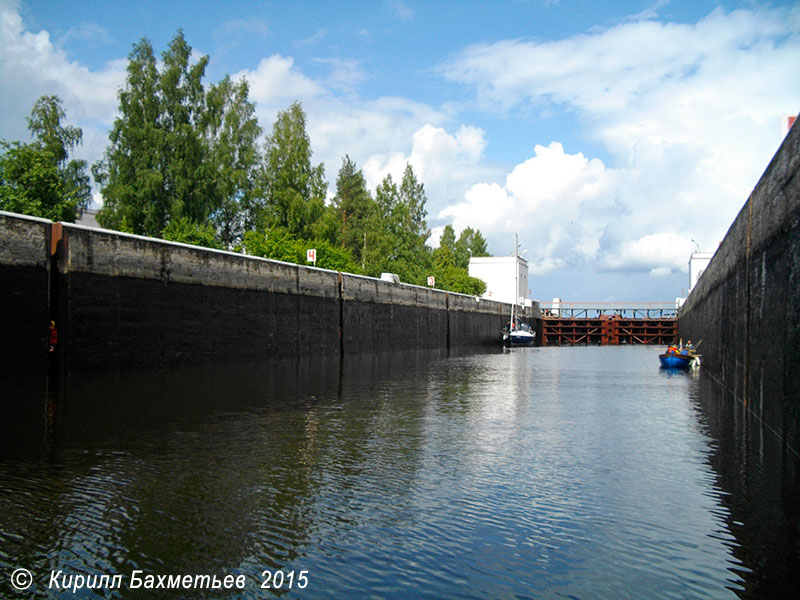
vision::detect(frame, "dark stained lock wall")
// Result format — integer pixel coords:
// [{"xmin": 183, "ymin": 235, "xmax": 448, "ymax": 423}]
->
[
  {"xmin": 679, "ymin": 114, "xmax": 800, "ymax": 455},
  {"xmin": 0, "ymin": 212, "xmax": 52, "ymax": 376},
  {"xmin": 1, "ymin": 211, "xmax": 537, "ymax": 376}
]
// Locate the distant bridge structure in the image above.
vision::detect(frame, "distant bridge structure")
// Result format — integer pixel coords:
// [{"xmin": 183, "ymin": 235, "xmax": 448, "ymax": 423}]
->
[
  {"xmin": 540, "ymin": 302, "xmax": 678, "ymax": 319},
  {"xmin": 539, "ymin": 302, "xmax": 678, "ymax": 346}
]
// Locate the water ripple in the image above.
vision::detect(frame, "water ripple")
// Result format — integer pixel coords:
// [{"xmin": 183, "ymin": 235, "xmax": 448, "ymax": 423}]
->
[{"xmin": 1, "ymin": 347, "xmax": 793, "ymax": 597}]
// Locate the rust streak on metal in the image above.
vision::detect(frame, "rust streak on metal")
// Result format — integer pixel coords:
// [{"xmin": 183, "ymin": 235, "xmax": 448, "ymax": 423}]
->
[{"xmin": 50, "ymin": 222, "xmax": 63, "ymax": 256}]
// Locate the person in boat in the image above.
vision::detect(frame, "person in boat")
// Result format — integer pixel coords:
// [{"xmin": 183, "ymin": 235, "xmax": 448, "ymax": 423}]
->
[{"xmin": 685, "ymin": 340, "xmax": 694, "ymax": 350}]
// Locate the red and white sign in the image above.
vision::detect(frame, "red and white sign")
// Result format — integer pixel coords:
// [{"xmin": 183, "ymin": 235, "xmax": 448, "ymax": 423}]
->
[
  {"xmin": 783, "ymin": 116, "xmax": 797, "ymax": 137},
  {"xmin": 306, "ymin": 249, "xmax": 316, "ymax": 264},
  {"xmin": 427, "ymin": 276, "xmax": 435, "ymax": 287}
]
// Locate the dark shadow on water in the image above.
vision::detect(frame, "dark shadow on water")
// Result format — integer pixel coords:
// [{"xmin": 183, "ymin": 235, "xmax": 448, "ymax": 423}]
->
[{"xmin": 1, "ymin": 348, "xmax": 487, "ymax": 459}]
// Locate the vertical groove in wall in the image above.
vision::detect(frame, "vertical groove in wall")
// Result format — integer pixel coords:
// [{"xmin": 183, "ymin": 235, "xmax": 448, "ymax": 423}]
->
[
  {"xmin": 48, "ymin": 222, "xmax": 63, "ymax": 379},
  {"xmin": 445, "ymin": 293, "xmax": 451, "ymax": 353},
  {"xmin": 3, "ymin": 216, "xmax": 538, "ymax": 371},
  {"xmin": 744, "ymin": 198, "xmax": 752, "ymax": 407},
  {"xmin": 338, "ymin": 271, "xmax": 344, "ymax": 359}
]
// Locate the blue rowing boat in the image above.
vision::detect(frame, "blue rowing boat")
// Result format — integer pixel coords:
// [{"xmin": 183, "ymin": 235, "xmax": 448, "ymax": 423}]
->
[{"xmin": 659, "ymin": 345, "xmax": 696, "ymax": 369}]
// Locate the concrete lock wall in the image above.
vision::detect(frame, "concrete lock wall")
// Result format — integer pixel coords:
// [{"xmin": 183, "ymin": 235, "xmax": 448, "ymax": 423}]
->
[
  {"xmin": 0, "ymin": 211, "xmax": 53, "ymax": 376},
  {"xmin": 2, "ymin": 212, "xmax": 535, "ymax": 375},
  {"xmin": 679, "ymin": 117, "xmax": 800, "ymax": 452},
  {"xmin": 52, "ymin": 223, "xmax": 344, "ymax": 371},
  {"xmin": 340, "ymin": 273, "xmax": 448, "ymax": 354}
]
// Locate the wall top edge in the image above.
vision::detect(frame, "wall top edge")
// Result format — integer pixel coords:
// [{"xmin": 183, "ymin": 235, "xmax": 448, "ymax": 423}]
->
[
  {"xmin": 1, "ymin": 211, "xmax": 535, "ymax": 314},
  {"xmin": 0, "ymin": 210, "xmax": 53, "ymax": 225}
]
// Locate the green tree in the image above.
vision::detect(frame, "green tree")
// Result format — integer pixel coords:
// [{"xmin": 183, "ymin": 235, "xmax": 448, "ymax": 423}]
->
[
  {"xmin": 1, "ymin": 142, "xmax": 69, "ymax": 220},
  {"xmin": 455, "ymin": 226, "xmax": 489, "ymax": 268},
  {"xmin": 95, "ymin": 36, "xmax": 166, "ymax": 234},
  {"xmin": 362, "ymin": 173, "xmax": 399, "ymax": 277},
  {"xmin": 394, "ymin": 163, "xmax": 432, "ymax": 284},
  {"xmin": 399, "ymin": 163, "xmax": 429, "ymax": 241},
  {"xmin": 431, "ymin": 263, "xmax": 487, "ymax": 296},
  {"xmin": 95, "ymin": 31, "xmax": 211, "ymax": 238},
  {"xmin": 27, "ymin": 95, "xmax": 83, "ymax": 166},
  {"xmin": 430, "ymin": 224, "xmax": 488, "ymax": 295},
  {"xmin": 258, "ymin": 102, "xmax": 327, "ymax": 239},
  {"xmin": 243, "ymin": 227, "xmax": 358, "ymax": 272},
  {"xmin": 0, "ymin": 95, "xmax": 91, "ymax": 221},
  {"xmin": 162, "ymin": 216, "xmax": 223, "ymax": 249},
  {"xmin": 332, "ymin": 155, "xmax": 372, "ymax": 267},
  {"xmin": 204, "ymin": 75, "xmax": 262, "ymax": 247},
  {"xmin": 362, "ymin": 164, "xmax": 432, "ymax": 284},
  {"xmin": 439, "ymin": 224, "xmax": 457, "ymax": 252},
  {"xmin": 159, "ymin": 31, "xmax": 210, "ymax": 225},
  {"xmin": 433, "ymin": 224, "xmax": 457, "ymax": 268}
]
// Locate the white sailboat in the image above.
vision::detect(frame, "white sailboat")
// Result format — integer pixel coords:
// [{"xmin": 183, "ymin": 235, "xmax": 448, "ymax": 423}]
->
[{"xmin": 503, "ymin": 233, "xmax": 535, "ymax": 346}]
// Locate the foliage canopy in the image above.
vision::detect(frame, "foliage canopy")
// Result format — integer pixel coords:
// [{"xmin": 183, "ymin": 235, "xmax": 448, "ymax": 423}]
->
[
  {"xmin": 4, "ymin": 31, "xmax": 494, "ymax": 297},
  {"xmin": 0, "ymin": 95, "xmax": 91, "ymax": 221}
]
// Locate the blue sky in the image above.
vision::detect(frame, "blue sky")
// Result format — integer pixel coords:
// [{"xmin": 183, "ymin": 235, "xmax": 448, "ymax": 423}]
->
[{"xmin": 2, "ymin": 0, "xmax": 799, "ymax": 302}]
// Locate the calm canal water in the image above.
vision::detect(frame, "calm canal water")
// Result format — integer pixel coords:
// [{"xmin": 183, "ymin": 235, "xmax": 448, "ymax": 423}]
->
[{"xmin": 1, "ymin": 346, "xmax": 798, "ymax": 598}]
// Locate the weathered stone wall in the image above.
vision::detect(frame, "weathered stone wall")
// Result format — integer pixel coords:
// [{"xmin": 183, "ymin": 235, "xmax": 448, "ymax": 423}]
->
[
  {"xmin": 679, "ymin": 117, "xmax": 800, "ymax": 453},
  {"xmin": 1, "ymin": 214, "xmax": 536, "ymax": 375},
  {"xmin": 340, "ymin": 274, "xmax": 448, "ymax": 354},
  {"xmin": 53, "ymin": 224, "xmax": 343, "ymax": 372},
  {"xmin": 338, "ymin": 275, "xmax": 528, "ymax": 354},
  {"xmin": 0, "ymin": 211, "xmax": 52, "ymax": 375},
  {"xmin": 447, "ymin": 291, "xmax": 538, "ymax": 348}
]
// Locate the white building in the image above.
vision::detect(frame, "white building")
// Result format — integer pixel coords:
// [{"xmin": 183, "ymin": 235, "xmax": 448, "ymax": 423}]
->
[
  {"xmin": 688, "ymin": 252, "xmax": 714, "ymax": 293},
  {"xmin": 468, "ymin": 255, "xmax": 529, "ymax": 305}
]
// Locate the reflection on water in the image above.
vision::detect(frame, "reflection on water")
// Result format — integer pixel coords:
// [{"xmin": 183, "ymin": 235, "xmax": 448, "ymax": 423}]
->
[
  {"xmin": 693, "ymin": 372, "xmax": 800, "ymax": 598},
  {"xmin": 1, "ymin": 346, "xmax": 798, "ymax": 598}
]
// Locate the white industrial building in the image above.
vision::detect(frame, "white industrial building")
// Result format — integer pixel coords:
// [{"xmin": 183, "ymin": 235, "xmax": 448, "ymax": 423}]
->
[
  {"xmin": 688, "ymin": 252, "xmax": 714, "ymax": 293},
  {"xmin": 677, "ymin": 251, "xmax": 715, "ymax": 309},
  {"xmin": 468, "ymin": 255, "xmax": 530, "ymax": 306}
]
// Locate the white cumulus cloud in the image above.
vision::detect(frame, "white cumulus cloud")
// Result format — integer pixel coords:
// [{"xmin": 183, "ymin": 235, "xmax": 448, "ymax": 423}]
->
[
  {"xmin": 0, "ymin": 0, "xmax": 124, "ymax": 158},
  {"xmin": 439, "ymin": 142, "xmax": 619, "ymax": 273},
  {"xmin": 3, "ymin": 0, "xmax": 797, "ymax": 300},
  {"xmin": 436, "ymin": 5, "xmax": 800, "ymax": 278},
  {"xmin": 361, "ymin": 123, "xmax": 500, "ymax": 215},
  {"xmin": 234, "ymin": 54, "xmax": 326, "ymax": 126}
]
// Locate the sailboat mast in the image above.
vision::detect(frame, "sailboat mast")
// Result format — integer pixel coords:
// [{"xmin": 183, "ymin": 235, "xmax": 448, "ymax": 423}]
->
[{"xmin": 512, "ymin": 232, "xmax": 518, "ymax": 327}]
